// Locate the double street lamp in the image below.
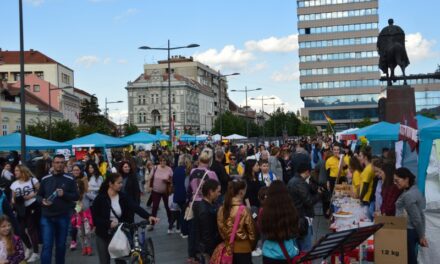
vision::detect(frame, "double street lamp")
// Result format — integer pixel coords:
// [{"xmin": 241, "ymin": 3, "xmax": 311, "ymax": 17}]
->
[
  {"xmin": 265, "ymin": 102, "xmax": 285, "ymax": 137},
  {"xmin": 250, "ymin": 96, "xmax": 276, "ymax": 138},
  {"xmin": 139, "ymin": 40, "xmax": 199, "ymax": 141},
  {"xmin": 104, "ymin": 98, "xmax": 123, "ymax": 119},
  {"xmin": 217, "ymin": 71, "xmax": 239, "ymax": 136},
  {"xmin": 230, "ymin": 87, "xmax": 262, "ymax": 138}
]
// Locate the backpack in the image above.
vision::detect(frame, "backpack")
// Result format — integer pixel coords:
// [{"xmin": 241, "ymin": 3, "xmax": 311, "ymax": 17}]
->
[
  {"xmin": 258, "ymin": 171, "xmax": 274, "ymax": 186},
  {"xmin": 187, "ymin": 169, "xmax": 210, "ymax": 198}
]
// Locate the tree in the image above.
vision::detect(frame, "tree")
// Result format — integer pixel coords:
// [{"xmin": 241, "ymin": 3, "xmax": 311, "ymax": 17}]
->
[
  {"xmin": 436, "ymin": 64, "xmax": 440, "ymax": 73},
  {"xmin": 123, "ymin": 123, "xmax": 139, "ymax": 136},
  {"xmin": 27, "ymin": 119, "xmax": 77, "ymax": 141},
  {"xmin": 78, "ymin": 95, "xmax": 112, "ymax": 136},
  {"xmin": 211, "ymin": 111, "xmax": 247, "ymax": 136},
  {"xmin": 27, "ymin": 120, "xmax": 49, "ymax": 139},
  {"xmin": 357, "ymin": 117, "xmax": 373, "ymax": 128},
  {"xmin": 420, "ymin": 111, "xmax": 437, "ymax": 119},
  {"xmin": 298, "ymin": 117, "xmax": 317, "ymax": 136},
  {"xmin": 264, "ymin": 110, "xmax": 302, "ymax": 137},
  {"xmin": 149, "ymin": 126, "xmax": 158, "ymax": 135}
]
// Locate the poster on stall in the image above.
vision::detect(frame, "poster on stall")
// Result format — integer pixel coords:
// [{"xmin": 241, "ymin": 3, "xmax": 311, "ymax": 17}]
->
[{"xmin": 105, "ymin": 148, "xmax": 113, "ymax": 168}]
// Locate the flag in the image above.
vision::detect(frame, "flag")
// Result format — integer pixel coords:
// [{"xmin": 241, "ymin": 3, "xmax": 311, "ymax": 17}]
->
[{"xmin": 323, "ymin": 112, "xmax": 335, "ymax": 125}]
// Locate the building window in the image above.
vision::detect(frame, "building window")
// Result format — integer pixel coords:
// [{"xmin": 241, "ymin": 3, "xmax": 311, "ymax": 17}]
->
[
  {"xmin": 61, "ymin": 73, "xmax": 70, "ymax": 84},
  {"xmin": 13, "ymin": 72, "xmax": 20, "ymax": 81},
  {"xmin": 35, "ymin": 71, "xmax": 44, "ymax": 79},
  {"xmin": 33, "ymin": 85, "xmax": 40, "ymax": 92},
  {"xmin": 138, "ymin": 95, "xmax": 146, "ymax": 105},
  {"xmin": 2, "ymin": 124, "xmax": 7, "ymax": 136},
  {"xmin": 24, "ymin": 85, "xmax": 30, "ymax": 90},
  {"xmin": 172, "ymin": 94, "xmax": 176, "ymax": 103},
  {"xmin": 15, "ymin": 123, "xmax": 21, "ymax": 132},
  {"xmin": 151, "ymin": 94, "xmax": 155, "ymax": 104},
  {"xmin": 173, "ymin": 112, "xmax": 177, "ymax": 122},
  {"xmin": 155, "ymin": 94, "xmax": 159, "ymax": 103},
  {"xmin": 0, "ymin": 72, "xmax": 7, "ymax": 81}
]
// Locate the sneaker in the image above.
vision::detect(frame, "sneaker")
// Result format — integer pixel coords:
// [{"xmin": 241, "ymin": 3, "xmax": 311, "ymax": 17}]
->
[
  {"xmin": 251, "ymin": 248, "xmax": 262, "ymax": 257},
  {"xmin": 27, "ymin": 253, "xmax": 40, "ymax": 263},
  {"xmin": 70, "ymin": 241, "xmax": 77, "ymax": 251},
  {"xmin": 180, "ymin": 233, "xmax": 188, "ymax": 239},
  {"xmin": 24, "ymin": 247, "xmax": 32, "ymax": 260},
  {"xmin": 87, "ymin": 246, "xmax": 93, "ymax": 256},
  {"xmin": 175, "ymin": 229, "xmax": 181, "ymax": 234},
  {"xmin": 147, "ymin": 225, "xmax": 154, "ymax": 231},
  {"xmin": 167, "ymin": 229, "xmax": 174, "ymax": 234}
]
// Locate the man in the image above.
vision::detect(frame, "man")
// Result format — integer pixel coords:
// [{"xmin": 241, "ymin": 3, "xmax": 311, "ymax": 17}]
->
[
  {"xmin": 288, "ymin": 162, "xmax": 321, "ymax": 251},
  {"xmin": 37, "ymin": 154, "xmax": 79, "ymax": 264},
  {"xmin": 194, "ymin": 179, "xmax": 222, "ymax": 263},
  {"xmin": 224, "ymin": 154, "xmax": 243, "ymax": 178},
  {"xmin": 268, "ymin": 147, "xmax": 283, "ymax": 180},
  {"xmin": 210, "ymin": 148, "xmax": 229, "ymax": 196},
  {"xmin": 289, "ymin": 141, "xmax": 311, "ymax": 181}
]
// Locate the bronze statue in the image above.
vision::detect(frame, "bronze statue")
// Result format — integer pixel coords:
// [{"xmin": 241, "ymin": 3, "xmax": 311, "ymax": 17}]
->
[{"xmin": 377, "ymin": 19, "xmax": 410, "ymax": 86}]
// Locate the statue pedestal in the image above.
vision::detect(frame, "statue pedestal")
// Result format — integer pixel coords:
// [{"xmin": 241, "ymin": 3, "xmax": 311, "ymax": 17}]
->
[{"xmin": 385, "ymin": 85, "xmax": 416, "ymax": 123}]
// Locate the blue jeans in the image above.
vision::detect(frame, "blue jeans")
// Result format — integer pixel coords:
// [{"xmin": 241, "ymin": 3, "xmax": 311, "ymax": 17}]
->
[
  {"xmin": 297, "ymin": 225, "xmax": 313, "ymax": 252},
  {"xmin": 40, "ymin": 213, "xmax": 70, "ymax": 264}
]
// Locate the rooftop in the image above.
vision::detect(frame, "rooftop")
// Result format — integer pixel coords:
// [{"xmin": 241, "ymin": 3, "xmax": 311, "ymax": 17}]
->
[{"xmin": 0, "ymin": 49, "xmax": 73, "ymax": 71}]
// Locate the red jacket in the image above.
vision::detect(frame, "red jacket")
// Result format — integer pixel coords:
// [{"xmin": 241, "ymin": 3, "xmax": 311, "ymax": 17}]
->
[{"xmin": 381, "ymin": 184, "xmax": 402, "ymax": 216}]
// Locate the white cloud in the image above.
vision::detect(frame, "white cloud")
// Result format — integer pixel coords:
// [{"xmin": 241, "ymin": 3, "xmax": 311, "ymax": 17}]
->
[
  {"xmin": 245, "ymin": 34, "xmax": 299, "ymax": 53},
  {"xmin": 240, "ymin": 96, "xmax": 294, "ymax": 113},
  {"xmin": 103, "ymin": 57, "xmax": 112, "ymax": 65},
  {"xmin": 117, "ymin": 59, "xmax": 128, "ymax": 64},
  {"xmin": 406, "ymin": 33, "xmax": 437, "ymax": 61},
  {"xmin": 109, "ymin": 109, "xmax": 128, "ymax": 124},
  {"xmin": 75, "ymin": 55, "xmax": 100, "ymax": 68},
  {"xmin": 114, "ymin": 8, "xmax": 139, "ymax": 21},
  {"xmin": 193, "ymin": 45, "xmax": 254, "ymax": 71},
  {"xmin": 25, "ymin": 0, "xmax": 44, "ymax": 6},
  {"xmin": 271, "ymin": 64, "xmax": 300, "ymax": 82}
]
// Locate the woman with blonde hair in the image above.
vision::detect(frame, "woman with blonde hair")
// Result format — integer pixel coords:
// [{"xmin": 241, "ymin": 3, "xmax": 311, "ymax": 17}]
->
[{"xmin": 10, "ymin": 165, "xmax": 40, "ymax": 262}]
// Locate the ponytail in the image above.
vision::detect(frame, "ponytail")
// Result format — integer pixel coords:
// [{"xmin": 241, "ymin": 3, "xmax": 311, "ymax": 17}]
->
[{"xmin": 222, "ymin": 180, "xmax": 247, "ymax": 223}]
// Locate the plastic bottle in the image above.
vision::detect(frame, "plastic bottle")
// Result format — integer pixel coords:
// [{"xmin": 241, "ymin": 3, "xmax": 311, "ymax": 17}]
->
[{"xmin": 47, "ymin": 190, "xmax": 58, "ymax": 202}]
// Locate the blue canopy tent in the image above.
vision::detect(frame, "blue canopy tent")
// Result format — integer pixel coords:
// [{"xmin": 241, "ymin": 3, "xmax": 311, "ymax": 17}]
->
[
  {"xmin": 0, "ymin": 133, "xmax": 69, "ymax": 151},
  {"xmin": 417, "ymin": 120, "xmax": 440, "ymax": 194},
  {"xmin": 155, "ymin": 131, "xmax": 169, "ymax": 141},
  {"xmin": 416, "ymin": 114, "xmax": 436, "ymax": 129},
  {"xmin": 64, "ymin": 133, "xmax": 129, "ymax": 148},
  {"xmin": 354, "ymin": 122, "xmax": 399, "ymax": 155},
  {"xmin": 122, "ymin": 132, "xmax": 157, "ymax": 144},
  {"xmin": 179, "ymin": 134, "xmax": 207, "ymax": 143}
]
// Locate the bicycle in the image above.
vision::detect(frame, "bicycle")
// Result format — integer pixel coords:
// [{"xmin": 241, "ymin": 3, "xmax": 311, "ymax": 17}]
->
[{"xmin": 116, "ymin": 220, "xmax": 155, "ymax": 264}]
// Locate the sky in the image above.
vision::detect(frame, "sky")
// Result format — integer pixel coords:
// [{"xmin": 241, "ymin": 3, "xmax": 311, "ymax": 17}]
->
[{"xmin": 2, "ymin": 0, "xmax": 440, "ymax": 124}]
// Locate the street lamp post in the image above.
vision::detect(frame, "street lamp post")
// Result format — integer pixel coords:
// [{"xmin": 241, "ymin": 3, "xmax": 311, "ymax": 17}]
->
[
  {"xmin": 104, "ymin": 98, "xmax": 123, "ymax": 119},
  {"xmin": 217, "ymin": 71, "xmax": 239, "ymax": 137},
  {"xmin": 265, "ymin": 102, "xmax": 285, "ymax": 137},
  {"xmin": 19, "ymin": 0, "xmax": 26, "ymax": 158},
  {"xmin": 230, "ymin": 87, "xmax": 262, "ymax": 137},
  {"xmin": 250, "ymin": 96, "xmax": 275, "ymax": 138},
  {"xmin": 48, "ymin": 85, "xmax": 75, "ymax": 139},
  {"xmin": 139, "ymin": 40, "xmax": 199, "ymax": 143}
]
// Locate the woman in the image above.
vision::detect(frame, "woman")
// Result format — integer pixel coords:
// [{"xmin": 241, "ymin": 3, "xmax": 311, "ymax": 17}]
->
[
  {"xmin": 380, "ymin": 162, "xmax": 402, "ymax": 216},
  {"xmin": 91, "ymin": 173, "xmax": 159, "ymax": 264},
  {"xmin": 10, "ymin": 165, "xmax": 40, "ymax": 262},
  {"xmin": 325, "ymin": 144, "xmax": 344, "ymax": 194},
  {"xmin": 118, "ymin": 161, "xmax": 141, "ymax": 207},
  {"xmin": 149, "ymin": 155, "xmax": 173, "ymax": 231},
  {"xmin": 261, "ymin": 181, "xmax": 299, "ymax": 263},
  {"xmin": 217, "ymin": 180, "xmax": 256, "ymax": 264},
  {"xmin": 359, "ymin": 147, "xmax": 375, "ymax": 219},
  {"xmin": 86, "ymin": 162, "xmax": 103, "ymax": 204},
  {"xmin": 0, "ymin": 163, "xmax": 14, "ymax": 200},
  {"xmin": 173, "ymin": 154, "xmax": 191, "ymax": 237},
  {"xmin": 0, "ymin": 215, "xmax": 25, "ymax": 264},
  {"xmin": 349, "ymin": 157, "xmax": 363, "ymax": 198},
  {"xmin": 243, "ymin": 159, "xmax": 261, "ymax": 210},
  {"xmin": 394, "ymin": 167, "xmax": 428, "ymax": 264}
]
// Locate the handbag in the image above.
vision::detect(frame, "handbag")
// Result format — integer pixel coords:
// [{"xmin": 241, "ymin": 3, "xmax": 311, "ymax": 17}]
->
[
  {"xmin": 149, "ymin": 166, "xmax": 157, "ymax": 189},
  {"xmin": 278, "ymin": 241, "xmax": 311, "ymax": 264},
  {"xmin": 210, "ymin": 205, "xmax": 245, "ymax": 264},
  {"xmin": 108, "ymin": 224, "xmax": 130, "ymax": 258},
  {"xmin": 184, "ymin": 170, "xmax": 209, "ymax": 221}
]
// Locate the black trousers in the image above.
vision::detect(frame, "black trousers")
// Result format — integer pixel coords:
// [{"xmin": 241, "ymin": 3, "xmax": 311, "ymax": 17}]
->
[{"xmin": 233, "ymin": 253, "xmax": 252, "ymax": 264}]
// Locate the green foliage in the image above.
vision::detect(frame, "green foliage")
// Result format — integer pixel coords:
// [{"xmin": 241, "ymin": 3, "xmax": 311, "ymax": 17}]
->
[
  {"xmin": 298, "ymin": 117, "xmax": 317, "ymax": 136},
  {"xmin": 264, "ymin": 110, "xmax": 301, "ymax": 137},
  {"xmin": 78, "ymin": 95, "xmax": 113, "ymax": 136},
  {"xmin": 357, "ymin": 117, "xmax": 373, "ymax": 128},
  {"xmin": 27, "ymin": 119, "xmax": 77, "ymax": 141},
  {"xmin": 420, "ymin": 111, "xmax": 437, "ymax": 119},
  {"xmin": 211, "ymin": 111, "xmax": 247, "ymax": 136},
  {"xmin": 149, "ymin": 126, "xmax": 158, "ymax": 135},
  {"xmin": 123, "ymin": 123, "xmax": 139, "ymax": 136}
]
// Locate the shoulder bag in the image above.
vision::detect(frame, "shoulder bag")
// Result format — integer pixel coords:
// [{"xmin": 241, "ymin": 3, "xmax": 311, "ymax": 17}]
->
[
  {"xmin": 183, "ymin": 170, "xmax": 209, "ymax": 221},
  {"xmin": 210, "ymin": 205, "xmax": 245, "ymax": 264},
  {"xmin": 278, "ymin": 241, "xmax": 310, "ymax": 264}
]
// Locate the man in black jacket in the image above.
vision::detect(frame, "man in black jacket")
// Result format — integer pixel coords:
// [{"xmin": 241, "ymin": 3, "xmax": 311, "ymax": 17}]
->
[
  {"xmin": 287, "ymin": 162, "xmax": 321, "ymax": 252},
  {"xmin": 210, "ymin": 148, "xmax": 229, "ymax": 197},
  {"xmin": 37, "ymin": 154, "xmax": 79, "ymax": 264},
  {"xmin": 194, "ymin": 179, "xmax": 221, "ymax": 263}
]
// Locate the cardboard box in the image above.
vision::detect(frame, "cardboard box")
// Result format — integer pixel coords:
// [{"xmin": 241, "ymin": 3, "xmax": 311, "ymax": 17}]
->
[{"xmin": 374, "ymin": 216, "xmax": 407, "ymax": 264}]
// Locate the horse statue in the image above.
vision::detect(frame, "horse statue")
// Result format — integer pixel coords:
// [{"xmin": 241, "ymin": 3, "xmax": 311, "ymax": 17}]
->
[{"xmin": 377, "ymin": 19, "xmax": 410, "ymax": 86}]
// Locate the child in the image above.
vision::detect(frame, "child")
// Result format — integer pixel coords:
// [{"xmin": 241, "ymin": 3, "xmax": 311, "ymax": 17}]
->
[
  {"xmin": 258, "ymin": 160, "xmax": 277, "ymax": 187},
  {"xmin": 0, "ymin": 215, "xmax": 25, "ymax": 264},
  {"xmin": 167, "ymin": 193, "xmax": 181, "ymax": 234}
]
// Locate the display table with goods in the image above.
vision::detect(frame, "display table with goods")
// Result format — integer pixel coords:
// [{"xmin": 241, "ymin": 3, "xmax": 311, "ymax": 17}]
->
[{"xmin": 328, "ymin": 184, "xmax": 375, "ymax": 263}]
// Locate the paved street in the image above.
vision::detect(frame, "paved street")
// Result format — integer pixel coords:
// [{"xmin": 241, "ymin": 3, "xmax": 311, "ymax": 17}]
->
[{"xmin": 57, "ymin": 199, "xmax": 328, "ymax": 264}]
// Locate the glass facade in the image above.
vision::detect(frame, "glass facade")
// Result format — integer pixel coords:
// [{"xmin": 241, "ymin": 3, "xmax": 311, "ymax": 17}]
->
[
  {"xmin": 299, "ymin": 37, "xmax": 377, "ymax": 49},
  {"xmin": 415, "ymin": 91, "xmax": 440, "ymax": 112},
  {"xmin": 309, "ymin": 108, "xmax": 378, "ymax": 121},
  {"xmin": 298, "ymin": 0, "xmax": 374, "ymax": 8},
  {"xmin": 300, "ymin": 65, "xmax": 378, "ymax": 76},
  {"xmin": 300, "ymin": 51, "xmax": 377, "ymax": 62},
  {"xmin": 380, "ymin": 78, "xmax": 440, "ymax": 86},
  {"xmin": 304, "ymin": 94, "xmax": 379, "ymax": 107},
  {"xmin": 299, "ymin": 23, "xmax": 378, "ymax": 35},
  {"xmin": 301, "ymin": 79, "xmax": 379, "ymax": 90},
  {"xmin": 299, "ymin": 8, "xmax": 377, "ymax": 21}
]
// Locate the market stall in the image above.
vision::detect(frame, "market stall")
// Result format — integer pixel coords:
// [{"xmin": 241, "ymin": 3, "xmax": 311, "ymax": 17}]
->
[
  {"xmin": 121, "ymin": 132, "xmax": 158, "ymax": 144},
  {"xmin": 0, "ymin": 132, "xmax": 69, "ymax": 151}
]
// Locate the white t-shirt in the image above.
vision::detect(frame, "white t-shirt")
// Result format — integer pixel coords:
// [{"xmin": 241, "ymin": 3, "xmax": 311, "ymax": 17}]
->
[
  {"xmin": 110, "ymin": 194, "xmax": 122, "ymax": 223},
  {"xmin": 0, "ymin": 240, "xmax": 7, "ymax": 261},
  {"xmin": 10, "ymin": 178, "xmax": 39, "ymax": 207}
]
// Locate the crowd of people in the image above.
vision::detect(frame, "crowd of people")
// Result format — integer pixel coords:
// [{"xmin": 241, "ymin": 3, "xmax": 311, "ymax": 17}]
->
[{"xmin": 0, "ymin": 136, "xmax": 428, "ymax": 264}]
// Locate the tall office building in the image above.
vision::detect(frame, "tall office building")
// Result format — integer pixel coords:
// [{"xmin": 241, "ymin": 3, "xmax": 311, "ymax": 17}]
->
[{"xmin": 297, "ymin": 0, "xmax": 380, "ymax": 131}]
